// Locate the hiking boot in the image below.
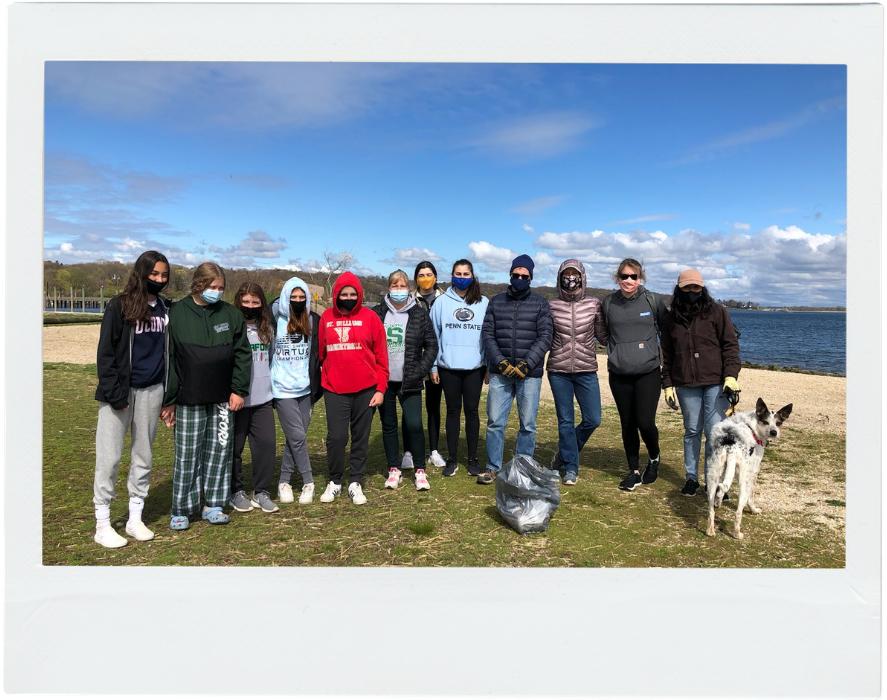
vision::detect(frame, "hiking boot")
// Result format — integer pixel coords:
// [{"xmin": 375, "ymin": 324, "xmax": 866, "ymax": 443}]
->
[
  {"xmin": 563, "ymin": 472, "xmax": 578, "ymax": 486},
  {"xmin": 320, "ymin": 482, "xmax": 341, "ymax": 503},
  {"xmin": 299, "ymin": 483, "xmax": 315, "ymax": 504},
  {"xmin": 618, "ymin": 471, "xmax": 642, "ymax": 491},
  {"xmin": 476, "ymin": 469, "xmax": 496, "ymax": 485},
  {"xmin": 427, "ymin": 450, "xmax": 447, "ymax": 468},
  {"xmin": 348, "ymin": 482, "xmax": 367, "ymax": 505},
  {"xmin": 94, "ymin": 527, "xmax": 128, "ymax": 549},
  {"xmin": 250, "ymin": 491, "xmax": 280, "ymax": 513},
  {"xmin": 642, "ymin": 458, "xmax": 660, "ymax": 484},
  {"xmin": 230, "ymin": 490, "xmax": 254, "ymax": 512},
  {"xmin": 442, "ymin": 459, "xmax": 458, "ymax": 477},
  {"xmin": 415, "ymin": 469, "xmax": 430, "ymax": 491},
  {"xmin": 681, "ymin": 479, "xmax": 700, "ymax": 497},
  {"xmin": 466, "ymin": 457, "xmax": 482, "ymax": 477},
  {"xmin": 401, "ymin": 452, "xmax": 414, "ymax": 469},
  {"xmin": 385, "ymin": 467, "xmax": 403, "ymax": 489},
  {"xmin": 278, "ymin": 482, "xmax": 294, "ymax": 504}
]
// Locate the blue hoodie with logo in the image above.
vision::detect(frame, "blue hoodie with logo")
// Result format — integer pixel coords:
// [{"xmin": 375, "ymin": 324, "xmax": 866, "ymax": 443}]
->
[
  {"xmin": 429, "ymin": 286, "xmax": 489, "ymax": 372},
  {"xmin": 271, "ymin": 277, "xmax": 314, "ymax": 399}
]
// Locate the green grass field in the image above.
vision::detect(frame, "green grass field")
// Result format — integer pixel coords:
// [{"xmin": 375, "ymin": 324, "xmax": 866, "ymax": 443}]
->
[{"xmin": 44, "ymin": 363, "xmax": 846, "ymax": 567}]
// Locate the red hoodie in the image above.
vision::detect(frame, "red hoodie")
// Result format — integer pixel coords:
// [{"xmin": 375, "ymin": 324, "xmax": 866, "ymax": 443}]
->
[{"xmin": 318, "ymin": 271, "xmax": 389, "ymax": 394}]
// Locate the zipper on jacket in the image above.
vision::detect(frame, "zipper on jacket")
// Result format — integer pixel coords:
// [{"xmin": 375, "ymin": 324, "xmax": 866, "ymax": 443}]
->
[
  {"xmin": 570, "ymin": 301, "xmax": 575, "ymax": 374},
  {"xmin": 510, "ymin": 299, "xmax": 518, "ymax": 364}
]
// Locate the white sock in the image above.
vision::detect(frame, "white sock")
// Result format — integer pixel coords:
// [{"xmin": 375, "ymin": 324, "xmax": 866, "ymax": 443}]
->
[
  {"xmin": 95, "ymin": 504, "xmax": 111, "ymax": 531},
  {"xmin": 128, "ymin": 496, "xmax": 145, "ymax": 525}
]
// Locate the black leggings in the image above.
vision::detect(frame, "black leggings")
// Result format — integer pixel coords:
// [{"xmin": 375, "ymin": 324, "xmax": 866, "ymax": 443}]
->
[
  {"xmin": 400, "ymin": 378, "xmax": 443, "ymax": 455},
  {"xmin": 609, "ymin": 368, "xmax": 661, "ymax": 470},
  {"xmin": 438, "ymin": 367, "xmax": 485, "ymax": 462}
]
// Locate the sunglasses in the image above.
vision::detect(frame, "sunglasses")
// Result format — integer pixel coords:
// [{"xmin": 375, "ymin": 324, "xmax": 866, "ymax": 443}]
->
[
  {"xmin": 618, "ymin": 273, "xmax": 639, "ymax": 281},
  {"xmin": 511, "ymin": 273, "xmax": 531, "ymax": 280}
]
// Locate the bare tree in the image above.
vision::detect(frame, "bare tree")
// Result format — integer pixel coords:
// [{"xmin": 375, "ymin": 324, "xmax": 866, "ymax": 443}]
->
[{"xmin": 307, "ymin": 249, "xmax": 356, "ymax": 302}]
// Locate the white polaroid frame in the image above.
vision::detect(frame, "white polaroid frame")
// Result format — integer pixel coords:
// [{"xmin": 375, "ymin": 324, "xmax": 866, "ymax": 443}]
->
[{"xmin": 7, "ymin": 2, "xmax": 880, "ymax": 696}]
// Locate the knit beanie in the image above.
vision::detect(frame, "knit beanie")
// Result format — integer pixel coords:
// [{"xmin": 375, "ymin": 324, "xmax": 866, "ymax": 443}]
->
[{"xmin": 510, "ymin": 254, "xmax": 535, "ymax": 279}]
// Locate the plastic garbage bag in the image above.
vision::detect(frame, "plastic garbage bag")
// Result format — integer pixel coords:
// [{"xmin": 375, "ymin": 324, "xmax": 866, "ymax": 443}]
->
[{"xmin": 495, "ymin": 454, "xmax": 561, "ymax": 534}]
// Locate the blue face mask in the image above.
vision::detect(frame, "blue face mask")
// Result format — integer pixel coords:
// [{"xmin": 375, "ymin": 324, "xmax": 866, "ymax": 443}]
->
[
  {"xmin": 389, "ymin": 289, "xmax": 410, "ymax": 304},
  {"xmin": 201, "ymin": 289, "xmax": 223, "ymax": 304},
  {"xmin": 451, "ymin": 276, "xmax": 473, "ymax": 291},
  {"xmin": 511, "ymin": 278, "xmax": 531, "ymax": 293}
]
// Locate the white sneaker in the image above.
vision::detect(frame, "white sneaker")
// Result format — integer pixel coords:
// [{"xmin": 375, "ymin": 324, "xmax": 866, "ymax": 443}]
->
[
  {"xmin": 299, "ymin": 483, "xmax": 315, "ymax": 504},
  {"xmin": 427, "ymin": 450, "xmax": 447, "ymax": 468},
  {"xmin": 94, "ymin": 527, "xmax": 128, "ymax": 549},
  {"xmin": 385, "ymin": 467, "xmax": 403, "ymax": 489},
  {"xmin": 278, "ymin": 482, "xmax": 294, "ymax": 504},
  {"xmin": 415, "ymin": 469, "xmax": 430, "ymax": 491},
  {"xmin": 320, "ymin": 482, "xmax": 341, "ymax": 503},
  {"xmin": 401, "ymin": 452, "xmax": 414, "ymax": 469},
  {"xmin": 125, "ymin": 520, "xmax": 155, "ymax": 542},
  {"xmin": 348, "ymin": 482, "xmax": 367, "ymax": 505}
]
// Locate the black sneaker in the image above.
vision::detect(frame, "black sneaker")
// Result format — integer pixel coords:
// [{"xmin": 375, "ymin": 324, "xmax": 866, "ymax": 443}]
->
[
  {"xmin": 550, "ymin": 451, "xmax": 564, "ymax": 471},
  {"xmin": 642, "ymin": 458, "xmax": 659, "ymax": 484},
  {"xmin": 618, "ymin": 471, "xmax": 642, "ymax": 491},
  {"xmin": 466, "ymin": 457, "xmax": 482, "ymax": 477},
  {"xmin": 476, "ymin": 469, "xmax": 496, "ymax": 485},
  {"xmin": 681, "ymin": 478, "xmax": 700, "ymax": 497},
  {"xmin": 442, "ymin": 459, "xmax": 458, "ymax": 477}
]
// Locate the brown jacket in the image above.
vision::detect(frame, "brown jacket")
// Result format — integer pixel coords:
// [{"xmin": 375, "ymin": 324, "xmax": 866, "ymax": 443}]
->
[
  {"xmin": 546, "ymin": 259, "xmax": 609, "ymax": 374},
  {"xmin": 660, "ymin": 301, "xmax": 741, "ymax": 388}
]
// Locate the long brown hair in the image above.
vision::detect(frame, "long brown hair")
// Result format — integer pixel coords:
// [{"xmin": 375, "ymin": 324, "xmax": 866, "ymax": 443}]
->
[
  {"xmin": 120, "ymin": 250, "xmax": 170, "ymax": 324},
  {"xmin": 234, "ymin": 282, "xmax": 273, "ymax": 345},
  {"xmin": 452, "ymin": 259, "xmax": 482, "ymax": 305},
  {"xmin": 286, "ymin": 284, "xmax": 311, "ymax": 336}
]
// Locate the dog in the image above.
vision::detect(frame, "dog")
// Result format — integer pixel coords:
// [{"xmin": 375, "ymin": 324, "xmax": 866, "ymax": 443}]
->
[{"xmin": 705, "ymin": 398, "xmax": 793, "ymax": 539}]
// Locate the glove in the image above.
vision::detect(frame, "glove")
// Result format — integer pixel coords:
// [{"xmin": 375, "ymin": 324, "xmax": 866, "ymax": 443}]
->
[
  {"xmin": 511, "ymin": 360, "xmax": 530, "ymax": 379},
  {"xmin": 497, "ymin": 359, "xmax": 516, "ymax": 377},
  {"xmin": 723, "ymin": 377, "xmax": 740, "ymax": 393},
  {"xmin": 664, "ymin": 387, "xmax": 679, "ymax": 411}
]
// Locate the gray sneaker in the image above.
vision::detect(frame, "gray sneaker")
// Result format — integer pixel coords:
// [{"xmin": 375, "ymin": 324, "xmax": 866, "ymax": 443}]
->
[
  {"xmin": 230, "ymin": 490, "xmax": 254, "ymax": 512},
  {"xmin": 250, "ymin": 491, "xmax": 280, "ymax": 513}
]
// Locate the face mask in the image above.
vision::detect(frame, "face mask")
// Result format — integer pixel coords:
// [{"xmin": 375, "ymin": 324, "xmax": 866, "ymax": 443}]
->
[
  {"xmin": 389, "ymin": 289, "xmax": 410, "ymax": 304},
  {"xmin": 560, "ymin": 274, "xmax": 581, "ymax": 292},
  {"xmin": 241, "ymin": 306, "xmax": 261, "ymax": 321},
  {"xmin": 201, "ymin": 289, "xmax": 223, "ymax": 304},
  {"xmin": 451, "ymin": 276, "xmax": 473, "ymax": 291},
  {"xmin": 337, "ymin": 298, "xmax": 358, "ymax": 313},
  {"xmin": 511, "ymin": 278, "xmax": 531, "ymax": 293},
  {"xmin": 290, "ymin": 299, "xmax": 307, "ymax": 316},
  {"xmin": 416, "ymin": 276, "xmax": 436, "ymax": 291},
  {"xmin": 682, "ymin": 290, "xmax": 702, "ymax": 305},
  {"xmin": 146, "ymin": 279, "xmax": 167, "ymax": 296}
]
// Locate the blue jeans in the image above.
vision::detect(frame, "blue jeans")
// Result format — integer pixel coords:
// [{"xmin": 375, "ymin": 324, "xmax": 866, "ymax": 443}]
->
[
  {"xmin": 676, "ymin": 385, "xmax": 730, "ymax": 482},
  {"xmin": 548, "ymin": 372, "xmax": 602, "ymax": 474},
  {"xmin": 485, "ymin": 374, "xmax": 543, "ymax": 472}
]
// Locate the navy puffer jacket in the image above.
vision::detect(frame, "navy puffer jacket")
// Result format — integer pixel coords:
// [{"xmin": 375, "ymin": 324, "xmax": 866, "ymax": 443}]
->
[{"xmin": 481, "ymin": 287, "xmax": 553, "ymax": 378}]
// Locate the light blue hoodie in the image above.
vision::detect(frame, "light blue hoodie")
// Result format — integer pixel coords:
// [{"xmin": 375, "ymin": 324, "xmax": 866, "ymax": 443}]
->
[
  {"xmin": 429, "ymin": 286, "xmax": 489, "ymax": 372},
  {"xmin": 271, "ymin": 277, "xmax": 313, "ymax": 399}
]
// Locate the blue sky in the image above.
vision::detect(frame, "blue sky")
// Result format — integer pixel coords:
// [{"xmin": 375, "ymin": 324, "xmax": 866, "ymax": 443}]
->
[{"xmin": 44, "ymin": 62, "xmax": 847, "ymax": 305}]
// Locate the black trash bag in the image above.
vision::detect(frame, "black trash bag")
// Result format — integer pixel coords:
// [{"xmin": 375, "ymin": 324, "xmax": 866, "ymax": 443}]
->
[{"xmin": 495, "ymin": 454, "xmax": 561, "ymax": 534}]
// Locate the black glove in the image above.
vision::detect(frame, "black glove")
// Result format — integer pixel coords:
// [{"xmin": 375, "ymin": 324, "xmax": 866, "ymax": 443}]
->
[
  {"xmin": 497, "ymin": 359, "xmax": 516, "ymax": 377},
  {"xmin": 512, "ymin": 360, "xmax": 530, "ymax": 379}
]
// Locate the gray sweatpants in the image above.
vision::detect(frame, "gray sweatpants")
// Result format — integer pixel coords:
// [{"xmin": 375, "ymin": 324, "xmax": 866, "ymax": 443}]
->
[
  {"xmin": 93, "ymin": 383, "xmax": 164, "ymax": 506},
  {"xmin": 276, "ymin": 395, "xmax": 314, "ymax": 485}
]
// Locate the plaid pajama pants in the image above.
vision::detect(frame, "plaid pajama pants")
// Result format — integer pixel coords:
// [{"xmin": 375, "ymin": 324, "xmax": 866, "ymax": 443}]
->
[{"xmin": 172, "ymin": 402, "xmax": 234, "ymax": 516}]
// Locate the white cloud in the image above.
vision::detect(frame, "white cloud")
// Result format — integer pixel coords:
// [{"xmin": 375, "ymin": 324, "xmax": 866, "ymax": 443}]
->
[
  {"xmin": 511, "ymin": 195, "xmax": 566, "ymax": 215},
  {"xmin": 381, "ymin": 247, "xmax": 443, "ymax": 266},
  {"xmin": 728, "ymin": 222, "xmax": 751, "ymax": 231},
  {"xmin": 605, "ymin": 214, "xmax": 678, "ymax": 226},
  {"xmin": 523, "ymin": 224, "xmax": 535, "ymax": 233},
  {"xmin": 531, "ymin": 225, "xmax": 846, "ymax": 306},
  {"xmin": 466, "ymin": 111, "xmax": 599, "ymax": 161},
  {"xmin": 467, "ymin": 241, "xmax": 518, "ymax": 272},
  {"xmin": 207, "ymin": 230, "xmax": 288, "ymax": 267}
]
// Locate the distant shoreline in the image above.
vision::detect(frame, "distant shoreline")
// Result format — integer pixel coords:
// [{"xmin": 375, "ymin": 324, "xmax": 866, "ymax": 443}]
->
[{"xmin": 728, "ymin": 308, "xmax": 846, "ymax": 314}]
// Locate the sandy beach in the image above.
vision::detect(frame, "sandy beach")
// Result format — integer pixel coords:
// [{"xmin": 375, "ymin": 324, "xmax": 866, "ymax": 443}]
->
[{"xmin": 44, "ymin": 323, "xmax": 845, "ymax": 434}]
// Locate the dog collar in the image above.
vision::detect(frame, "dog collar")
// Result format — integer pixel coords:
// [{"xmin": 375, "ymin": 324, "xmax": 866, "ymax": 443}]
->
[{"xmin": 748, "ymin": 424, "xmax": 765, "ymax": 446}]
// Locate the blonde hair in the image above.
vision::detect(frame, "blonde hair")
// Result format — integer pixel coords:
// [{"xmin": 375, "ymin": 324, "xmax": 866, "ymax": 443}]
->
[
  {"xmin": 190, "ymin": 262, "xmax": 226, "ymax": 296},
  {"xmin": 388, "ymin": 269, "xmax": 409, "ymax": 287}
]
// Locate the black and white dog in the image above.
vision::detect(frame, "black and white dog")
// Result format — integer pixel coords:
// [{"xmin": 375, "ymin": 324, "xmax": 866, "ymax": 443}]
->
[{"xmin": 705, "ymin": 398, "xmax": 793, "ymax": 539}]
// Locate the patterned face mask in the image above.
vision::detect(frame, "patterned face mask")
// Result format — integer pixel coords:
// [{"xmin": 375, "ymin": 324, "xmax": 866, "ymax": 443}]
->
[{"xmin": 560, "ymin": 274, "xmax": 581, "ymax": 291}]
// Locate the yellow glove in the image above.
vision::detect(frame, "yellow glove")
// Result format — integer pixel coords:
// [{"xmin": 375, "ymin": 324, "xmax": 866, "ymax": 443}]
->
[
  {"xmin": 664, "ymin": 387, "xmax": 679, "ymax": 410},
  {"xmin": 723, "ymin": 377, "xmax": 740, "ymax": 393}
]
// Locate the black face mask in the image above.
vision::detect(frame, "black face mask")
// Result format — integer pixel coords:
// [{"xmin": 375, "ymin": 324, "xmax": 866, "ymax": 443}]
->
[
  {"xmin": 290, "ymin": 300, "xmax": 307, "ymax": 316},
  {"xmin": 146, "ymin": 279, "xmax": 167, "ymax": 295},
  {"xmin": 337, "ymin": 298, "xmax": 358, "ymax": 313},
  {"xmin": 241, "ymin": 306, "xmax": 262, "ymax": 321},
  {"xmin": 680, "ymin": 289, "xmax": 702, "ymax": 305}
]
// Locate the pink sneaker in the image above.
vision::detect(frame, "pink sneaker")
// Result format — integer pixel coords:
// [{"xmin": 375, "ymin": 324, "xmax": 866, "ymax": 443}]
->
[
  {"xmin": 385, "ymin": 467, "xmax": 402, "ymax": 489},
  {"xmin": 415, "ymin": 469, "xmax": 430, "ymax": 491}
]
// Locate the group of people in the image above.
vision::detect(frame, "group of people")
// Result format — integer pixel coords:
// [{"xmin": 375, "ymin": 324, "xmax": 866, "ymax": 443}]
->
[{"xmin": 91, "ymin": 249, "xmax": 741, "ymax": 549}]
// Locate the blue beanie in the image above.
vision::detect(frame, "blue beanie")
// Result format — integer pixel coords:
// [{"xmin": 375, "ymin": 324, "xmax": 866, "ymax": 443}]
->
[{"xmin": 510, "ymin": 254, "xmax": 535, "ymax": 279}]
